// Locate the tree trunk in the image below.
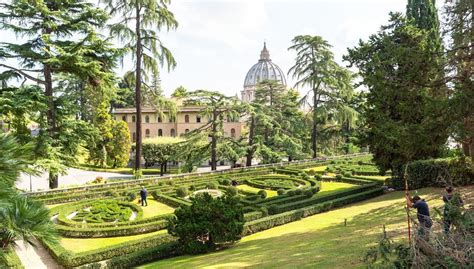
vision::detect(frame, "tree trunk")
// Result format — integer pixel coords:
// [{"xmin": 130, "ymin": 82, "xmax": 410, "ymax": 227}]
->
[
  {"xmin": 312, "ymin": 90, "xmax": 318, "ymax": 158},
  {"xmin": 160, "ymin": 162, "xmax": 164, "ymax": 176},
  {"xmin": 211, "ymin": 110, "xmax": 218, "ymax": 171},
  {"xmin": 469, "ymin": 140, "xmax": 474, "ymax": 162},
  {"xmin": 462, "ymin": 142, "xmax": 470, "ymax": 157},
  {"xmin": 44, "ymin": 49, "xmax": 58, "ymax": 189},
  {"xmin": 49, "ymin": 173, "xmax": 58, "ymax": 189},
  {"xmin": 246, "ymin": 116, "xmax": 256, "ymax": 166},
  {"xmin": 134, "ymin": 2, "xmax": 142, "ymax": 172}
]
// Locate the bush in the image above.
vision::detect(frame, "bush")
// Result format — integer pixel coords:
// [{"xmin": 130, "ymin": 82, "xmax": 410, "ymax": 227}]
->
[
  {"xmin": 105, "ymin": 190, "xmax": 119, "ymax": 197},
  {"xmin": 133, "ymin": 169, "xmax": 143, "ymax": 179},
  {"xmin": 258, "ymin": 190, "xmax": 267, "ymax": 199},
  {"xmin": 314, "ymin": 174, "xmax": 322, "ymax": 180},
  {"xmin": 167, "ymin": 194, "xmax": 244, "ymax": 254},
  {"xmin": 189, "ymin": 185, "xmax": 196, "ymax": 191},
  {"xmin": 304, "ymin": 189, "xmax": 314, "ymax": 198},
  {"xmin": 176, "ymin": 187, "xmax": 189, "ymax": 198},
  {"xmin": 295, "ymin": 189, "xmax": 302, "ymax": 195},
  {"xmin": 287, "ymin": 190, "xmax": 296, "ymax": 196},
  {"xmin": 343, "ymin": 172, "xmax": 352, "ymax": 178},
  {"xmin": 311, "ymin": 187, "xmax": 320, "ymax": 194},
  {"xmin": 307, "ymin": 169, "xmax": 316, "ymax": 176},
  {"xmin": 259, "ymin": 207, "xmax": 268, "ymax": 217},
  {"xmin": 123, "ymin": 191, "xmax": 136, "ymax": 202},
  {"xmin": 268, "ymin": 205, "xmax": 279, "ymax": 215},
  {"xmin": 150, "ymin": 190, "xmax": 161, "ymax": 200},
  {"xmin": 167, "ymin": 180, "xmax": 174, "ymax": 186},
  {"xmin": 206, "ymin": 182, "xmax": 218, "ymax": 189},
  {"xmin": 390, "ymin": 157, "xmax": 474, "ymax": 190},
  {"xmin": 335, "ymin": 174, "xmax": 343, "ymax": 180},
  {"xmin": 92, "ymin": 176, "xmax": 106, "ymax": 184},
  {"xmin": 226, "ymin": 187, "xmax": 238, "ymax": 197},
  {"xmin": 358, "ymin": 160, "xmax": 363, "ymax": 165},
  {"xmin": 277, "ymin": 189, "xmax": 286, "ymax": 196},
  {"xmin": 221, "ymin": 179, "xmax": 231, "ymax": 186}
]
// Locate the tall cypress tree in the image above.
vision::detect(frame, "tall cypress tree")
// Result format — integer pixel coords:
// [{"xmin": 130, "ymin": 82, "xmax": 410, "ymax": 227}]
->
[
  {"xmin": 407, "ymin": 0, "xmax": 442, "ymax": 50},
  {"xmin": 0, "ymin": 0, "xmax": 117, "ymax": 188}
]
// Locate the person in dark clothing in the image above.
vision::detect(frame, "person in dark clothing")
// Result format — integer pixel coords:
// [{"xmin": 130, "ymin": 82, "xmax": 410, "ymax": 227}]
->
[
  {"xmin": 406, "ymin": 194, "xmax": 432, "ymax": 240},
  {"xmin": 140, "ymin": 187, "xmax": 148, "ymax": 206},
  {"xmin": 443, "ymin": 186, "xmax": 464, "ymax": 234}
]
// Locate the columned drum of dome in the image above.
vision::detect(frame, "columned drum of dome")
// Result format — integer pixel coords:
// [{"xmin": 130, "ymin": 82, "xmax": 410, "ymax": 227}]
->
[{"xmin": 241, "ymin": 42, "xmax": 287, "ymax": 102}]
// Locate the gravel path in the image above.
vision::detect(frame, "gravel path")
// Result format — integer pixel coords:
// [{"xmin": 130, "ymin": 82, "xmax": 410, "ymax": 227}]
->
[{"xmin": 15, "ymin": 240, "xmax": 63, "ymax": 269}]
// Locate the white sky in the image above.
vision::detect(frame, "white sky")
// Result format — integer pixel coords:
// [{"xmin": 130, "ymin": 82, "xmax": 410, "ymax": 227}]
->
[{"xmin": 0, "ymin": 0, "xmax": 444, "ymax": 97}]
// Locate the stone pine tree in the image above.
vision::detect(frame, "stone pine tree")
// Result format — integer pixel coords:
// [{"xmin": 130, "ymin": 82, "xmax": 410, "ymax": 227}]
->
[
  {"xmin": 288, "ymin": 35, "xmax": 354, "ymax": 158},
  {"xmin": 102, "ymin": 0, "xmax": 178, "ymax": 173},
  {"xmin": 0, "ymin": 0, "xmax": 117, "ymax": 188}
]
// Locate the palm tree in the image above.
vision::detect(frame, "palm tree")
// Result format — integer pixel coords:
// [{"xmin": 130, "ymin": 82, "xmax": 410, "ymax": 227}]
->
[
  {"xmin": 288, "ymin": 35, "xmax": 355, "ymax": 158},
  {"xmin": 0, "ymin": 133, "xmax": 57, "ymax": 250},
  {"xmin": 103, "ymin": 0, "xmax": 178, "ymax": 172}
]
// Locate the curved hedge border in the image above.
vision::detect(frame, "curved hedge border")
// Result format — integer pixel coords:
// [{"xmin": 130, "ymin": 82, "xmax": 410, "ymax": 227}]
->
[{"xmin": 246, "ymin": 175, "xmax": 309, "ymax": 190}]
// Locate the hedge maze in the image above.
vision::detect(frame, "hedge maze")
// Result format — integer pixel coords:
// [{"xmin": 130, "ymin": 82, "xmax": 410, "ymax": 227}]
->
[{"xmin": 30, "ymin": 154, "xmax": 387, "ymax": 268}]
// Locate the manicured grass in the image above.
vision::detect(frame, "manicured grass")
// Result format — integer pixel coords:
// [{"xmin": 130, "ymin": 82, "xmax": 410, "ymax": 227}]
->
[
  {"xmin": 139, "ymin": 186, "xmax": 473, "ymax": 269},
  {"xmin": 304, "ymin": 165, "xmax": 327, "ymax": 172},
  {"xmin": 319, "ymin": 181, "xmax": 356, "ymax": 195},
  {"xmin": 236, "ymin": 184, "xmax": 278, "ymax": 197},
  {"xmin": 60, "ymin": 230, "xmax": 167, "ymax": 253},
  {"xmin": 358, "ymin": 175, "xmax": 390, "ymax": 181},
  {"xmin": 137, "ymin": 198, "xmax": 175, "ymax": 218}
]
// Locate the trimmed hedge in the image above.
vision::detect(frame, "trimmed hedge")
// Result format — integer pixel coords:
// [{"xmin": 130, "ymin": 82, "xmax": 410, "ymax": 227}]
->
[
  {"xmin": 243, "ymin": 188, "xmax": 383, "ymax": 235},
  {"xmin": 104, "ymin": 242, "xmax": 179, "ymax": 269},
  {"xmin": 390, "ymin": 157, "xmax": 474, "ymax": 190}
]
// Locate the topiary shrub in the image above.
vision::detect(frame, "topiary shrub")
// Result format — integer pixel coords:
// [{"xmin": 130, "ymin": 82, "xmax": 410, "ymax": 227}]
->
[
  {"xmin": 226, "ymin": 187, "xmax": 238, "ymax": 197},
  {"xmin": 287, "ymin": 190, "xmax": 296, "ymax": 196},
  {"xmin": 150, "ymin": 190, "xmax": 161, "ymax": 200},
  {"xmin": 335, "ymin": 174, "xmax": 343, "ymax": 180},
  {"xmin": 259, "ymin": 207, "xmax": 268, "ymax": 217},
  {"xmin": 311, "ymin": 187, "xmax": 320, "ymax": 194},
  {"xmin": 105, "ymin": 190, "xmax": 119, "ymax": 197},
  {"xmin": 122, "ymin": 191, "xmax": 137, "ymax": 202},
  {"xmin": 330, "ymin": 160, "xmax": 336, "ymax": 164},
  {"xmin": 268, "ymin": 205, "xmax": 279, "ymax": 215},
  {"xmin": 206, "ymin": 182, "xmax": 218, "ymax": 189},
  {"xmin": 307, "ymin": 169, "xmax": 316, "ymax": 176},
  {"xmin": 343, "ymin": 172, "xmax": 352, "ymax": 178},
  {"xmin": 314, "ymin": 174, "xmax": 322, "ymax": 180},
  {"xmin": 257, "ymin": 190, "xmax": 267, "ymax": 199},
  {"xmin": 189, "ymin": 185, "xmax": 196, "ymax": 191},
  {"xmin": 277, "ymin": 189, "xmax": 286, "ymax": 196},
  {"xmin": 176, "ymin": 187, "xmax": 189, "ymax": 198},
  {"xmin": 304, "ymin": 189, "xmax": 314, "ymax": 198},
  {"xmin": 358, "ymin": 160, "xmax": 363, "ymax": 165},
  {"xmin": 221, "ymin": 179, "xmax": 231, "ymax": 186},
  {"xmin": 295, "ymin": 189, "xmax": 302, "ymax": 195},
  {"xmin": 167, "ymin": 193, "xmax": 244, "ymax": 254}
]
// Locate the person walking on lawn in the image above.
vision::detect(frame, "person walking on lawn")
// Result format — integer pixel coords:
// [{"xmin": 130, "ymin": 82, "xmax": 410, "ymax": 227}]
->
[
  {"xmin": 406, "ymin": 194, "xmax": 432, "ymax": 241},
  {"xmin": 140, "ymin": 186, "xmax": 148, "ymax": 206}
]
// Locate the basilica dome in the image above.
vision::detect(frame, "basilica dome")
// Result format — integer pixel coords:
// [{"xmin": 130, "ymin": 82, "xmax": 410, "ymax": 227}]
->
[
  {"xmin": 241, "ymin": 43, "xmax": 286, "ymax": 102},
  {"xmin": 243, "ymin": 43, "xmax": 286, "ymax": 88}
]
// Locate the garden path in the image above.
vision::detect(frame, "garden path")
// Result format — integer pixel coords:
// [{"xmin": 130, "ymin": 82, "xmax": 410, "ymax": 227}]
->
[{"xmin": 15, "ymin": 240, "xmax": 63, "ymax": 269}]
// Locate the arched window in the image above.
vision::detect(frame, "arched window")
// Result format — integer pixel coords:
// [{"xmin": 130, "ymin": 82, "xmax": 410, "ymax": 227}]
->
[
  {"xmin": 158, "ymin": 129, "xmax": 163, "ymax": 136},
  {"xmin": 145, "ymin": 129, "xmax": 150, "ymax": 138},
  {"xmin": 145, "ymin": 115, "xmax": 150, "ymax": 123},
  {"xmin": 185, "ymin": 129, "xmax": 189, "ymax": 134},
  {"xmin": 132, "ymin": 132, "xmax": 136, "ymax": 143},
  {"xmin": 122, "ymin": 115, "xmax": 126, "ymax": 122},
  {"xmin": 184, "ymin": 114, "xmax": 190, "ymax": 123},
  {"xmin": 132, "ymin": 115, "xmax": 136, "ymax": 123},
  {"xmin": 158, "ymin": 116, "xmax": 162, "ymax": 123},
  {"xmin": 231, "ymin": 128, "xmax": 236, "ymax": 138},
  {"xmin": 170, "ymin": 128, "xmax": 176, "ymax": 137},
  {"xmin": 196, "ymin": 115, "xmax": 201, "ymax": 123}
]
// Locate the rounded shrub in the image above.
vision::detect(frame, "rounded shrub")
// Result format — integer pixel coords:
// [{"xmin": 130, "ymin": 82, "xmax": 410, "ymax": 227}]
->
[
  {"xmin": 295, "ymin": 189, "xmax": 302, "ymax": 195},
  {"xmin": 335, "ymin": 174, "xmax": 343, "ymax": 180},
  {"xmin": 277, "ymin": 189, "xmax": 286, "ymax": 196},
  {"xmin": 226, "ymin": 187, "xmax": 238, "ymax": 197},
  {"xmin": 358, "ymin": 160, "xmax": 363, "ymax": 165},
  {"xmin": 304, "ymin": 189, "xmax": 314, "ymax": 198},
  {"xmin": 122, "ymin": 191, "xmax": 136, "ymax": 202},
  {"xmin": 330, "ymin": 160, "xmax": 336, "ymax": 164},
  {"xmin": 105, "ymin": 190, "xmax": 119, "ymax": 197},
  {"xmin": 222, "ymin": 179, "xmax": 231, "ymax": 186},
  {"xmin": 343, "ymin": 172, "xmax": 352, "ymax": 177},
  {"xmin": 287, "ymin": 190, "xmax": 296, "ymax": 196},
  {"xmin": 307, "ymin": 169, "xmax": 316, "ymax": 176},
  {"xmin": 311, "ymin": 186, "xmax": 320, "ymax": 194},
  {"xmin": 314, "ymin": 174, "xmax": 322, "ymax": 180},
  {"xmin": 189, "ymin": 185, "xmax": 196, "ymax": 191},
  {"xmin": 176, "ymin": 187, "xmax": 189, "ymax": 198},
  {"xmin": 206, "ymin": 182, "xmax": 218, "ymax": 189},
  {"xmin": 259, "ymin": 207, "xmax": 268, "ymax": 217},
  {"xmin": 258, "ymin": 190, "xmax": 267, "ymax": 199},
  {"xmin": 268, "ymin": 205, "xmax": 279, "ymax": 215},
  {"xmin": 150, "ymin": 190, "xmax": 161, "ymax": 200}
]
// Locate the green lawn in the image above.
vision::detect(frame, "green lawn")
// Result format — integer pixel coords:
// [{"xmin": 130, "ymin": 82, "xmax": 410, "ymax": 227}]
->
[
  {"xmin": 139, "ymin": 198, "xmax": 175, "ymax": 218},
  {"xmin": 61, "ymin": 230, "xmax": 167, "ymax": 253},
  {"xmin": 139, "ymin": 186, "xmax": 473, "ymax": 269},
  {"xmin": 304, "ymin": 165, "xmax": 327, "ymax": 172},
  {"xmin": 236, "ymin": 184, "xmax": 278, "ymax": 197},
  {"xmin": 358, "ymin": 175, "xmax": 390, "ymax": 181},
  {"xmin": 319, "ymin": 181, "xmax": 356, "ymax": 195}
]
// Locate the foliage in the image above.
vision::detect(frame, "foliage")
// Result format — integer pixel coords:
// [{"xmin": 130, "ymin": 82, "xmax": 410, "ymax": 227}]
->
[
  {"xmin": 289, "ymin": 35, "xmax": 356, "ymax": 158},
  {"xmin": 71, "ymin": 201, "xmax": 133, "ymax": 223},
  {"xmin": 108, "ymin": 121, "xmax": 131, "ymax": 168},
  {"xmin": 142, "ymin": 137, "xmax": 183, "ymax": 175},
  {"xmin": 345, "ymin": 13, "xmax": 449, "ymax": 174},
  {"xmin": 363, "ymin": 226, "xmax": 412, "ymax": 268},
  {"xmin": 168, "ymin": 194, "xmax": 244, "ymax": 254},
  {"xmin": 258, "ymin": 190, "xmax": 267, "ymax": 199},
  {"xmin": 176, "ymin": 187, "xmax": 188, "ymax": 198}
]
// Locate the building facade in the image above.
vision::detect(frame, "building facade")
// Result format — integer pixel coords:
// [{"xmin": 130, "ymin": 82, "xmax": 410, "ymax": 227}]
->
[
  {"xmin": 241, "ymin": 42, "xmax": 287, "ymax": 102},
  {"xmin": 113, "ymin": 105, "xmax": 242, "ymax": 142}
]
